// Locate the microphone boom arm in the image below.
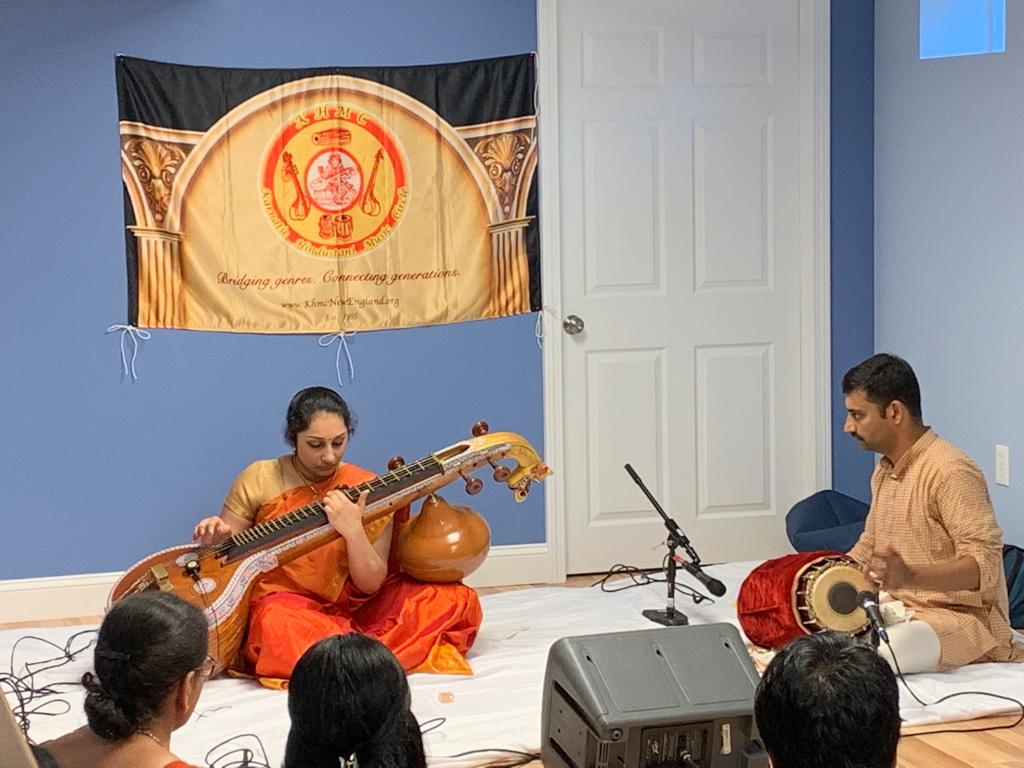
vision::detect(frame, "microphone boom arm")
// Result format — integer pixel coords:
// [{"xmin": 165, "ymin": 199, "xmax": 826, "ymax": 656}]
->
[{"xmin": 624, "ymin": 463, "xmax": 701, "ymax": 564}]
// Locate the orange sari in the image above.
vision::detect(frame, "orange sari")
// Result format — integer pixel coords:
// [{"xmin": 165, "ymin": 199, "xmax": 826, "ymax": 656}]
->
[{"xmin": 241, "ymin": 463, "xmax": 482, "ymax": 685}]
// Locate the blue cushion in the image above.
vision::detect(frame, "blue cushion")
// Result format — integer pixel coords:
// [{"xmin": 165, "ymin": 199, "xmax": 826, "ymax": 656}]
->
[{"xmin": 786, "ymin": 490, "xmax": 869, "ymax": 553}]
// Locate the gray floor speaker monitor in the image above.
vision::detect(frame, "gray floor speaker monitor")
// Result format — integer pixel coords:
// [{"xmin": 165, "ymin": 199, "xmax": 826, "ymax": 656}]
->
[{"xmin": 541, "ymin": 623, "xmax": 768, "ymax": 768}]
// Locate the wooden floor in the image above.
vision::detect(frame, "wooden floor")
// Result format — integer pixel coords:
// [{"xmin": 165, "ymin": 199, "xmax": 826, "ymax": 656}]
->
[{"xmin": 3, "ymin": 578, "xmax": 1022, "ymax": 767}]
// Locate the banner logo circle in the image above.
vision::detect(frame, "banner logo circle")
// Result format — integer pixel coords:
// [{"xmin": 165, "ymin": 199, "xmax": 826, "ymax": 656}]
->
[{"xmin": 261, "ymin": 104, "xmax": 409, "ymax": 257}]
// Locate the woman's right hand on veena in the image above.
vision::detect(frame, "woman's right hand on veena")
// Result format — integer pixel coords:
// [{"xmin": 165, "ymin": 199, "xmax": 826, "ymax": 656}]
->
[{"xmin": 193, "ymin": 516, "xmax": 233, "ymax": 545}]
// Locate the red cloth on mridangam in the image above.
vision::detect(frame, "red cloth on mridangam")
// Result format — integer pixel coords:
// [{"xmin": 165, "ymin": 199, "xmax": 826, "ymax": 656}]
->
[{"xmin": 737, "ymin": 550, "xmax": 844, "ymax": 650}]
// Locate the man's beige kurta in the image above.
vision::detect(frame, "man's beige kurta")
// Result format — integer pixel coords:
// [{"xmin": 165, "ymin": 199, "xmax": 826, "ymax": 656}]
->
[{"xmin": 848, "ymin": 429, "xmax": 1024, "ymax": 669}]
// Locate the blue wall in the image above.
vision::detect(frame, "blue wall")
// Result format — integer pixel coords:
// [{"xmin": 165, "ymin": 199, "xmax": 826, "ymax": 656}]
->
[
  {"xmin": 830, "ymin": 0, "xmax": 877, "ymax": 501},
  {"xmin": 0, "ymin": 0, "xmax": 544, "ymax": 580},
  {"xmin": 875, "ymin": 1, "xmax": 1024, "ymax": 544},
  {"xmin": 0, "ymin": 1, "xmax": 879, "ymax": 580}
]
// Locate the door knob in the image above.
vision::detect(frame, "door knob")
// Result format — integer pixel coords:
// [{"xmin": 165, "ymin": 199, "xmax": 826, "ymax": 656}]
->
[{"xmin": 562, "ymin": 314, "xmax": 585, "ymax": 335}]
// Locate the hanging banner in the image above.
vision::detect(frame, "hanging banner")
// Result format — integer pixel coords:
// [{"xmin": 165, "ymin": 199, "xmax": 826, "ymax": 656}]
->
[{"xmin": 116, "ymin": 55, "xmax": 539, "ymax": 333}]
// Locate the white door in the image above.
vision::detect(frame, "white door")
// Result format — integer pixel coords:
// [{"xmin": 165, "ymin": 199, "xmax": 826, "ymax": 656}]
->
[{"xmin": 540, "ymin": 0, "xmax": 829, "ymax": 574}]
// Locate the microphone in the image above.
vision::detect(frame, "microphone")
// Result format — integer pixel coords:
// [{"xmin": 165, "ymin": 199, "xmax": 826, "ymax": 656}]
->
[
  {"xmin": 857, "ymin": 591, "xmax": 889, "ymax": 643},
  {"xmin": 675, "ymin": 556, "xmax": 727, "ymax": 597}
]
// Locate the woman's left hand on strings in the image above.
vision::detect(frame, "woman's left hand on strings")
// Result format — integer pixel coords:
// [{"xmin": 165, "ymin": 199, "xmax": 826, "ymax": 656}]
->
[{"xmin": 323, "ymin": 488, "xmax": 370, "ymax": 539}]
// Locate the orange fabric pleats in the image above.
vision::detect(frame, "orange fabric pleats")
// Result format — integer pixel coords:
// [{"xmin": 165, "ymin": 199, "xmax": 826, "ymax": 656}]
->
[
  {"xmin": 238, "ymin": 462, "xmax": 483, "ymax": 685},
  {"xmin": 243, "ymin": 575, "xmax": 482, "ymax": 683}
]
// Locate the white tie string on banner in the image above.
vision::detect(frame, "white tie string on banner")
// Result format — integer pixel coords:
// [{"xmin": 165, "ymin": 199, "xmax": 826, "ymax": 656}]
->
[
  {"xmin": 533, "ymin": 305, "xmax": 560, "ymax": 350},
  {"xmin": 105, "ymin": 324, "xmax": 152, "ymax": 381},
  {"xmin": 318, "ymin": 331, "xmax": 357, "ymax": 388}
]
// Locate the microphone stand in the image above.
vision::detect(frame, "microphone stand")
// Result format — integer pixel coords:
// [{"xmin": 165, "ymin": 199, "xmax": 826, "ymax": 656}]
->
[
  {"xmin": 625, "ymin": 463, "xmax": 699, "ymax": 627},
  {"xmin": 643, "ymin": 538, "xmax": 690, "ymax": 626}
]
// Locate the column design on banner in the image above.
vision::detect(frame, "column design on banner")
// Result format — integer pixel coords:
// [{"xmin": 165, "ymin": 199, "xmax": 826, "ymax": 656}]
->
[
  {"xmin": 462, "ymin": 118, "xmax": 537, "ymax": 317},
  {"xmin": 120, "ymin": 125, "xmax": 201, "ymax": 327}
]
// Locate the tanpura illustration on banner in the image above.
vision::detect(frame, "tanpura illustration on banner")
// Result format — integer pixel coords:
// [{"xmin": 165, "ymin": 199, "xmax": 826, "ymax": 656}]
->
[{"xmin": 116, "ymin": 55, "xmax": 540, "ymax": 333}]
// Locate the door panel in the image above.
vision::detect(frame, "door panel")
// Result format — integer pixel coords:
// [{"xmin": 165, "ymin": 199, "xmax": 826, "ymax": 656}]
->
[{"xmin": 556, "ymin": 0, "xmax": 807, "ymax": 573}]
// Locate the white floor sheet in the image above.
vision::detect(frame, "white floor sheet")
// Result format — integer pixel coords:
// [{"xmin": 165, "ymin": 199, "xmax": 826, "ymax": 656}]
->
[{"xmin": 4, "ymin": 561, "xmax": 1024, "ymax": 767}]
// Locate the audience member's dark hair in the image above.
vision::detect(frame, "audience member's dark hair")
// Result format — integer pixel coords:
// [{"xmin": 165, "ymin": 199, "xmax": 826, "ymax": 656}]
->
[
  {"xmin": 841, "ymin": 353, "xmax": 922, "ymax": 418},
  {"xmin": 284, "ymin": 386, "xmax": 356, "ymax": 446},
  {"xmin": 755, "ymin": 631, "xmax": 900, "ymax": 768},
  {"xmin": 82, "ymin": 592, "xmax": 207, "ymax": 741},
  {"xmin": 284, "ymin": 633, "xmax": 426, "ymax": 768}
]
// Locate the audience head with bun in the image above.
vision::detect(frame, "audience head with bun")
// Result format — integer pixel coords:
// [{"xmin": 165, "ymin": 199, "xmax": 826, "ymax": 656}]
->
[
  {"xmin": 42, "ymin": 591, "xmax": 211, "ymax": 768},
  {"xmin": 284, "ymin": 632, "xmax": 426, "ymax": 768},
  {"xmin": 84, "ymin": 590, "xmax": 208, "ymax": 739}
]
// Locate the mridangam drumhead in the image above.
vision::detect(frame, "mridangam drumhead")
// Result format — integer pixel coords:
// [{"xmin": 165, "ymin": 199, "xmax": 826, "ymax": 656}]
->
[{"xmin": 795, "ymin": 556, "xmax": 872, "ymax": 634}]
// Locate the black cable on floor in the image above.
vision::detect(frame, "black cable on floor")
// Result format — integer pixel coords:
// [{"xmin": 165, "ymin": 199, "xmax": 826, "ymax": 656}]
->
[
  {"xmin": 420, "ymin": 715, "xmax": 446, "ymax": 735},
  {"xmin": 0, "ymin": 629, "xmax": 97, "ymax": 735},
  {"xmin": 203, "ymin": 732, "xmax": 272, "ymax": 768},
  {"xmin": 589, "ymin": 558, "xmax": 715, "ymax": 606},
  {"xmin": 438, "ymin": 747, "xmax": 542, "ymax": 767}
]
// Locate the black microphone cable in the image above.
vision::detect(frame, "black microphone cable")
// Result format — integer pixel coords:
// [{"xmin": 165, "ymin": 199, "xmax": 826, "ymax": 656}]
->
[
  {"xmin": 881, "ymin": 631, "xmax": 1024, "ymax": 737},
  {"xmin": 0, "ymin": 629, "xmax": 98, "ymax": 735},
  {"xmin": 421, "ymin": 717, "xmax": 540, "ymax": 767},
  {"xmin": 588, "ymin": 556, "xmax": 716, "ymax": 606},
  {"xmin": 419, "ymin": 716, "xmax": 446, "ymax": 735},
  {"xmin": 433, "ymin": 748, "xmax": 542, "ymax": 768},
  {"xmin": 203, "ymin": 732, "xmax": 271, "ymax": 768}
]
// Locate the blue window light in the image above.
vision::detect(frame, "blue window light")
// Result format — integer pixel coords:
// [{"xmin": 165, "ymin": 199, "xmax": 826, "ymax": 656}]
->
[{"xmin": 920, "ymin": 0, "xmax": 1006, "ymax": 59}]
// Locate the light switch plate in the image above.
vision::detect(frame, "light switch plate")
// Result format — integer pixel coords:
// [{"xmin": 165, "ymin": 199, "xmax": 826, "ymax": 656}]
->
[{"xmin": 995, "ymin": 444, "xmax": 1010, "ymax": 487}]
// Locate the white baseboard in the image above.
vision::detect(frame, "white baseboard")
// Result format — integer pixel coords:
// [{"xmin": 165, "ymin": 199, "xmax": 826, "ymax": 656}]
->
[
  {"xmin": 0, "ymin": 544, "xmax": 554, "ymax": 624},
  {"xmin": 0, "ymin": 571, "xmax": 121, "ymax": 624},
  {"xmin": 463, "ymin": 543, "xmax": 552, "ymax": 588}
]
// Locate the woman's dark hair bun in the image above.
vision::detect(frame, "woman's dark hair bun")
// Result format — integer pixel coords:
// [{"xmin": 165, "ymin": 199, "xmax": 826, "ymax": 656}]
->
[
  {"xmin": 83, "ymin": 592, "xmax": 207, "ymax": 741},
  {"xmin": 81, "ymin": 670, "xmax": 137, "ymax": 740}
]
